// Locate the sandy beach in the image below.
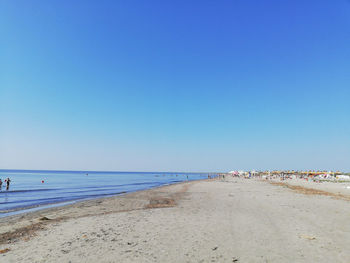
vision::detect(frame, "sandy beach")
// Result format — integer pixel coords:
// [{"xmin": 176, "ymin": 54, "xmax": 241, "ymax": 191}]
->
[{"xmin": 1, "ymin": 177, "xmax": 350, "ymax": 262}]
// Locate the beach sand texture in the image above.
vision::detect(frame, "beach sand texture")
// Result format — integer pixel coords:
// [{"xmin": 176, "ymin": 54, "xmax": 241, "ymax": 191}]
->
[{"xmin": 1, "ymin": 178, "xmax": 350, "ymax": 262}]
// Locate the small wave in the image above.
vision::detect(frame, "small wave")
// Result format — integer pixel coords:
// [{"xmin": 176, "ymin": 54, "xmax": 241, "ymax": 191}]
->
[
  {"xmin": 0, "ymin": 191, "xmax": 127, "ymax": 211},
  {"xmin": 0, "ymin": 188, "xmax": 52, "ymax": 194}
]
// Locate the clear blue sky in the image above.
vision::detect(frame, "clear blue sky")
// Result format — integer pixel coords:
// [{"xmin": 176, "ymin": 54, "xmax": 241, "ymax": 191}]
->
[{"xmin": 1, "ymin": 0, "xmax": 349, "ymax": 172}]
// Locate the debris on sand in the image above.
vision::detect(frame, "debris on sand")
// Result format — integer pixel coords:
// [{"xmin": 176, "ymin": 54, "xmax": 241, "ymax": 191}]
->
[
  {"xmin": 300, "ymin": 234, "xmax": 316, "ymax": 240},
  {"xmin": 146, "ymin": 198, "xmax": 176, "ymax": 208},
  {"xmin": 0, "ymin": 248, "xmax": 10, "ymax": 254}
]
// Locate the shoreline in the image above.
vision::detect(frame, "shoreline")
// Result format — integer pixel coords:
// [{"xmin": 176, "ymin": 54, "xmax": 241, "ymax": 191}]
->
[
  {"xmin": 2, "ymin": 177, "xmax": 349, "ymax": 241},
  {"xmin": 0, "ymin": 179, "xmax": 206, "ymax": 245},
  {"xmin": 0, "ymin": 177, "xmax": 207, "ymax": 219},
  {"xmin": 1, "ymin": 177, "xmax": 350, "ymax": 262}
]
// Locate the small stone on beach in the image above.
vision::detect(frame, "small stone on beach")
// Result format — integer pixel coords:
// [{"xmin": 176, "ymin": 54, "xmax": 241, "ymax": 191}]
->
[{"xmin": 39, "ymin": 216, "xmax": 51, "ymax": 221}]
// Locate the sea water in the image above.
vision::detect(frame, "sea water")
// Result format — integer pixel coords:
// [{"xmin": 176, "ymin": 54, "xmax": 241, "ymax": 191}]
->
[{"xmin": 0, "ymin": 170, "xmax": 213, "ymax": 217}]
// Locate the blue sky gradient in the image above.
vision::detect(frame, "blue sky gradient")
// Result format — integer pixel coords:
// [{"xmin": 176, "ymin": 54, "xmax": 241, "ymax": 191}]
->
[{"xmin": 1, "ymin": 0, "xmax": 349, "ymax": 172}]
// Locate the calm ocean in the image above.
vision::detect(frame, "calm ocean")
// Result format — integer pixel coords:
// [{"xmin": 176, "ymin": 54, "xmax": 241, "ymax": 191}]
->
[{"xmin": 0, "ymin": 170, "xmax": 213, "ymax": 218}]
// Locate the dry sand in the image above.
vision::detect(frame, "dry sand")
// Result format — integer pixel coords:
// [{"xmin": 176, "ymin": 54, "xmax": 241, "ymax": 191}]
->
[{"xmin": 1, "ymin": 177, "xmax": 350, "ymax": 262}]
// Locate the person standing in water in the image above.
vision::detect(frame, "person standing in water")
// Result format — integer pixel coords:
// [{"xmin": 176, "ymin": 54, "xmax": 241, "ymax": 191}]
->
[
  {"xmin": 5, "ymin": 178, "xmax": 11, "ymax": 190},
  {"xmin": 0, "ymin": 178, "xmax": 2, "ymax": 189}
]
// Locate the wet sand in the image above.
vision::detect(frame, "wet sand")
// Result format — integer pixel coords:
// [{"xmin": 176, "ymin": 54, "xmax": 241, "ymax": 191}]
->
[{"xmin": 1, "ymin": 177, "xmax": 350, "ymax": 262}]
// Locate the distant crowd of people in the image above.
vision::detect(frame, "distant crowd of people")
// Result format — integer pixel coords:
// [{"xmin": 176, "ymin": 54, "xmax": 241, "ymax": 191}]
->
[{"xmin": 0, "ymin": 177, "xmax": 11, "ymax": 190}]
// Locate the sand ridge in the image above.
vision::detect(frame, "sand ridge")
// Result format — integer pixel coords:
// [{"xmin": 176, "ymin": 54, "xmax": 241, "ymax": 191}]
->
[{"xmin": 268, "ymin": 180, "xmax": 350, "ymax": 201}]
